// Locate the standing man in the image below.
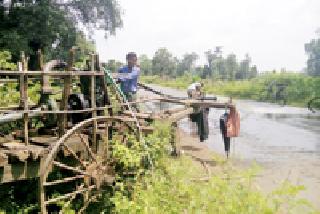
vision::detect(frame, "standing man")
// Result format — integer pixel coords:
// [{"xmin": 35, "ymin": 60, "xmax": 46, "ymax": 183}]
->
[{"xmin": 117, "ymin": 52, "xmax": 140, "ymax": 110}]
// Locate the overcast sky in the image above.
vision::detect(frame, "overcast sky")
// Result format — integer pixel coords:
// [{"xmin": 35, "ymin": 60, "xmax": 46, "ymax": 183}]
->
[{"xmin": 95, "ymin": 0, "xmax": 320, "ymax": 71}]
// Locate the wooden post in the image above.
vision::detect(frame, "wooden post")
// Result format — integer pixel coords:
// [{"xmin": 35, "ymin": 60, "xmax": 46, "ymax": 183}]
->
[
  {"xmin": 91, "ymin": 54, "xmax": 97, "ymax": 152},
  {"xmin": 38, "ymin": 49, "xmax": 50, "ymax": 94},
  {"xmin": 170, "ymin": 122, "xmax": 178, "ymax": 156},
  {"xmin": 105, "ymin": 122, "xmax": 109, "ymax": 158},
  {"xmin": 39, "ymin": 174, "xmax": 47, "ymax": 214},
  {"xmin": 59, "ymin": 49, "xmax": 74, "ymax": 137},
  {"xmin": 20, "ymin": 52, "xmax": 29, "ymax": 145}
]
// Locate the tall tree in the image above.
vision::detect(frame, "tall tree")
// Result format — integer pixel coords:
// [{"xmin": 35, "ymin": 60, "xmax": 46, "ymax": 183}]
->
[
  {"xmin": 177, "ymin": 52, "xmax": 198, "ymax": 76},
  {"xmin": 0, "ymin": 0, "xmax": 122, "ymax": 68},
  {"xmin": 305, "ymin": 31, "xmax": 320, "ymax": 76},
  {"xmin": 204, "ymin": 50, "xmax": 216, "ymax": 77},
  {"xmin": 236, "ymin": 54, "xmax": 251, "ymax": 79},
  {"xmin": 139, "ymin": 54, "xmax": 152, "ymax": 75},
  {"xmin": 224, "ymin": 54, "xmax": 237, "ymax": 80},
  {"xmin": 249, "ymin": 65, "xmax": 258, "ymax": 79},
  {"xmin": 152, "ymin": 48, "xmax": 177, "ymax": 77}
]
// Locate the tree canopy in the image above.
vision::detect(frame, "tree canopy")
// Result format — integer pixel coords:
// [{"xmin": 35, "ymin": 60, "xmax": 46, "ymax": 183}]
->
[
  {"xmin": 0, "ymin": 0, "xmax": 122, "ymax": 68},
  {"xmin": 152, "ymin": 48, "xmax": 178, "ymax": 77},
  {"xmin": 305, "ymin": 31, "xmax": 320, "ymax": 76}
]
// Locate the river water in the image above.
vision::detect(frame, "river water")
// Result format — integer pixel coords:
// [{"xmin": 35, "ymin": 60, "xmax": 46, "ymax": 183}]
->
[{"xmin": 142, "ymin": 85, "xmax": 320, "ymax": 208}]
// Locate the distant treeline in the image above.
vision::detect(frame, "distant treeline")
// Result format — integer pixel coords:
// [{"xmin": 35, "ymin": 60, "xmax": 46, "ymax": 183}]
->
[
  {"xmin": 105, "ymin": 30, "xmax": 320, "ymax": 78},
  {"xmin": 141, "ymin": 73, "xmax": 320, "ymax": 107},
  {"xmin": 105, "ymin": 47, "xmax": 258, "ymax": 80}
]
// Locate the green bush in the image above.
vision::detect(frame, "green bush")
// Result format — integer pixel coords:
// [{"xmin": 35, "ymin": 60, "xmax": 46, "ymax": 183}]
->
[
  {"xmin": 111, "ymin": 156, "xmax": 316, "ymax": 214},
  {"xmin": 0, "ymin": 51, "xmax": 17, "ymax": 70}
]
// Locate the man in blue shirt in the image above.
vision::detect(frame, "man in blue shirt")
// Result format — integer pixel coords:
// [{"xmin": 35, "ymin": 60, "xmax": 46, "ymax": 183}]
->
[{"xmin": 118, "ymin": 52, "xmax": 140, "ymax": 110}]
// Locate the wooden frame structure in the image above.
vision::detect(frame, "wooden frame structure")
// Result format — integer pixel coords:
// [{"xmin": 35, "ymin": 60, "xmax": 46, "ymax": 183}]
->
[{"xmin": 0, "ymin": 51, "xmax": 236, "ymax": 213}]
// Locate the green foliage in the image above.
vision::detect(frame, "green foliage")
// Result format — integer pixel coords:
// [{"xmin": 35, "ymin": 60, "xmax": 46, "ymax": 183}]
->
[
  {"xmin": 111, "ymin": 156, "xmax": 316, "ymax": 214},
  {"xmin": 176, "ymin": 52, "xmax": 199, "ymax": 76},
  {"xmin": 127, "ymin": 47, "xmax": 258, "ymax": 80},
  {"xmin": 0, "ymin": 179, "xmax": 39, "ymax": 213},
  {"xmin": 73, "ymin": 33, "xmax": 96, "ymax": 69},
  {"xmin": 139, "ymin": 54, "xmax": 152, "ymax": 75},
  {"xmin": 0, "ymin": 51, "xmax": 16, "ymax": 70},
  {"xmin": 103, "ymin": 59, "xmax": 124, "ymax": 73},
  {"xmin": 111, "ymin": 122, "xmax": 171, "ymax": 173},
  {"xmin": 152, "ymin": 48, "xmax": 178, "ymax": 76},
  {"xmin": 0, "ymin": 0, "xmax": 122, "ymax": 66},
  {"xmin": 0, "ymin": 82, "xmax": 19, "ymax": 107}
]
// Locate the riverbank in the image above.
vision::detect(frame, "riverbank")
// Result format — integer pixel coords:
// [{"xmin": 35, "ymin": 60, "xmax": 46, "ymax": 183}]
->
[
  {"xmin": 141, "ymin": 74, "xmax": 320, "ymax": 108},
  {"xmin": 135, "ymin": 85, "xmax": 320, "ymax": 213},
  {"xmin": 110, "ymin": 126, "xmax": 317, "ymax": 213},
  {"xmin": 104, "ymin": 88, "xmax": 319, "ymax": 213}
]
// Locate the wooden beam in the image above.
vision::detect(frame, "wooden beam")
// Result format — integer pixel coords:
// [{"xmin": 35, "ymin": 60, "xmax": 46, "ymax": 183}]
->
[
  {"xmin": 20, "ymin": 52, "xmax": 29, "ymax": 145},
  {"xmin": 166, "ymin": 107, "xmax": 194, "ymax": 123},
  {"xmin": 91, "ymin": 54, "xmax": 97, "ymax": 152},
  {"xmin": 0, "ymin": 70, "xmax": 104, "ymax": 76}
]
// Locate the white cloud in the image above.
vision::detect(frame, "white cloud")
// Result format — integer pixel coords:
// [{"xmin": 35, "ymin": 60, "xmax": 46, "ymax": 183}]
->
[{"xmin": 95, "ymin": 0, "xmax": 320, "ymax": 71}]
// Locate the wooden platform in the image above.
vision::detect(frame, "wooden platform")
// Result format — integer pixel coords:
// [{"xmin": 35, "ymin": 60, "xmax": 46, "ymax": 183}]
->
[{"xmin": 0, "ymin": 142, "xmax": 48, "ymax": 183}]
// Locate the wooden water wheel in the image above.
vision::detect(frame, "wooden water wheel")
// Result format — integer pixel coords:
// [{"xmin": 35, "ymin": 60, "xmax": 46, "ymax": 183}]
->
[{"xmin": 39, "ymin": 116, "xmax": 140, "ymax": 213}]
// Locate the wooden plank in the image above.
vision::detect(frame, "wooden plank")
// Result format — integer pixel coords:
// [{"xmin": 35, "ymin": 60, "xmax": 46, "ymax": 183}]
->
[
  {"xmin": 1, "ymin": 143, "xmax": 48, "ymax": 160},
  {"xmin": 140, "ymin": 126, "xmax": 154, "ymax": 134},
  {"xmin": 0, "ymin": 70, "xmax": 104, "ymax": 76},
  {"xmin": 165, "ymin": 107, "xmax": 194, "ymax": 122},
  {"xmin": 122, "ymin": 110, "xmax": 157, "ymax": 119},
  {"xmin": 0, "ymin": 152, "xmax": 8, "ymax": 167},
  {"xmin": 0, "ymin": 104, "xmax": 36, "ymax": 111},
  {"xmin": 158, "ymin": 97, "xmax": 235, "ymax": 109},
  {"xmin": 30, "ymin": 136, "xmax": 58, "ymax": 146},
  {"xmin": 0, "ymin": 79, "xmax": 17, "ymax": 83},
  {"xmin": 0, "ymin": 160, "xmax": 41, "ymax": 183}
]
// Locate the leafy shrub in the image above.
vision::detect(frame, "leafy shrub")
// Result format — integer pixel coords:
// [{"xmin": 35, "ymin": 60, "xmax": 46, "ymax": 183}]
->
[{"xmin": 0, "ymin": 51, "xmax": 17, "ymax": 70}]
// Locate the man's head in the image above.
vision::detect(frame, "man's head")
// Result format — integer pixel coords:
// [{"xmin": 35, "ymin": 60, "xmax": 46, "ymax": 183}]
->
[{"xmin": 126, "ymin": 52, "xmax": 137, "ymax": 68}]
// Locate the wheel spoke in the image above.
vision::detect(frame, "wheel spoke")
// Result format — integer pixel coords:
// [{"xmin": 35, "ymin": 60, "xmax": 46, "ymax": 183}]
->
[
  {"xmin": 77, "ymin": 132, "xmax": 97, "ymax": 163},
  {"xmin": 44, "ymin": 185, "xmax": 96, "ymax": 205},
  {"xmin": 58, "ymin": 184, "xmax": 84, "ymax": 214},
  {"xmin": 43, "ymin": 175, "xmax": 85, "ymax": 187},
  {"xmin": 52, "ymin": 161, "xmax": 90, "ymax": 176},
  {"xmin": 61, "ymin": 144, "xmax": 86, "ymax": 167}
]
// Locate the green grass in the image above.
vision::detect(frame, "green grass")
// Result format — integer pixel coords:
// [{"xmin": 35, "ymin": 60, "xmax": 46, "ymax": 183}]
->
[
  {"xmin": 107, "ymin": 123, "xmax": 317, "ymax": 214},
  {"xmin": 111, "ymin": 155, "xmax": 316, "ymax": 214}
]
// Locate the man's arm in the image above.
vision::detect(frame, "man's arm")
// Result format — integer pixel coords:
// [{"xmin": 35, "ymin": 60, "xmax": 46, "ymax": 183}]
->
[{"xmin": 118, "ymin": 67, "xmax": 139, "ymax": 81}]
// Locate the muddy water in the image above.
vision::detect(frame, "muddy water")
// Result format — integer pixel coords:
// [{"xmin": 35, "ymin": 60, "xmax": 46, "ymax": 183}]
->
[{"xmin": 142, "ymin": 84, "xmax": 320, "ymax": 209}]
